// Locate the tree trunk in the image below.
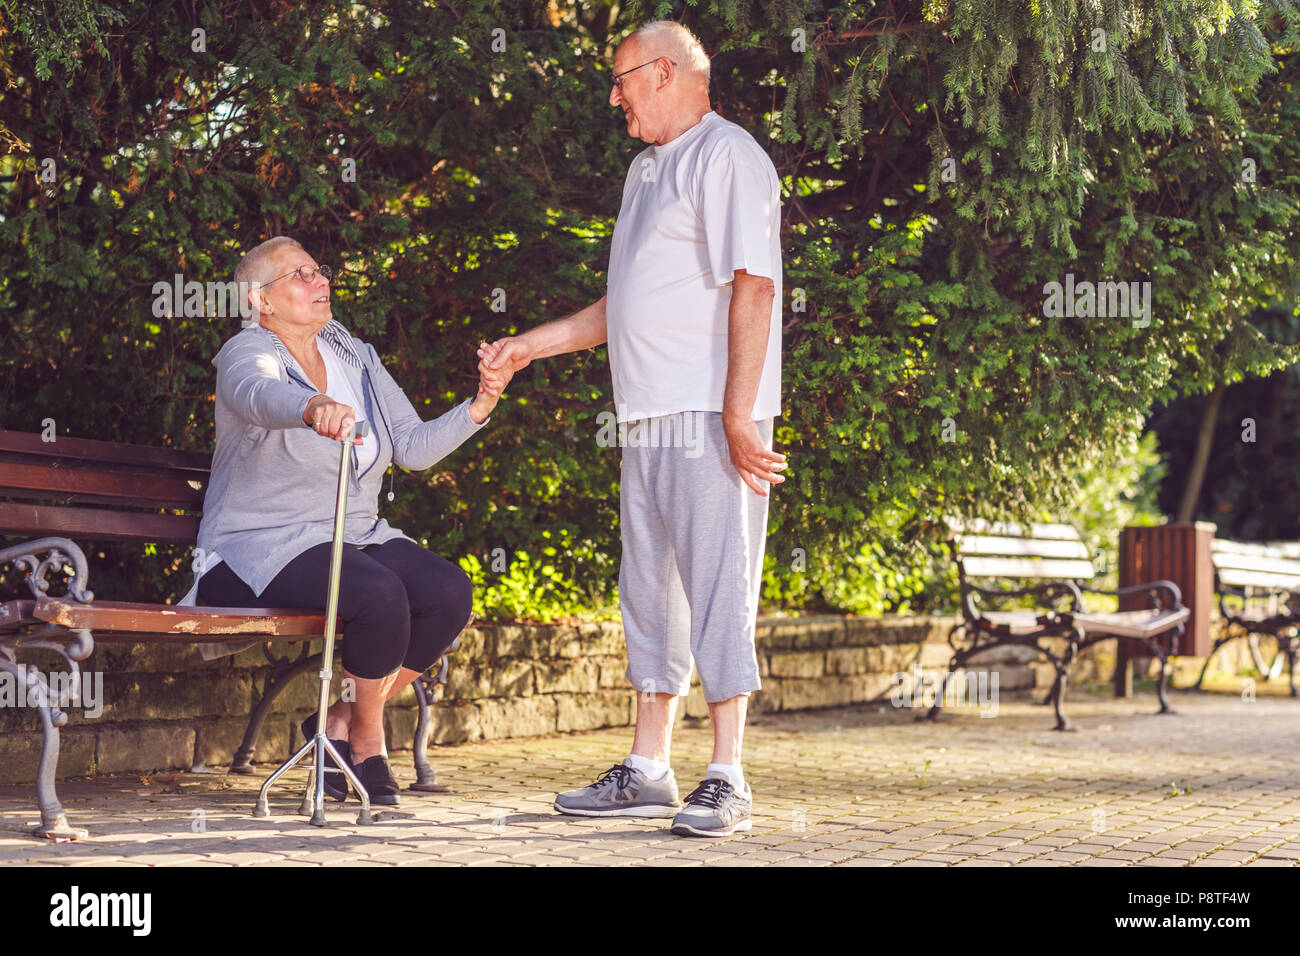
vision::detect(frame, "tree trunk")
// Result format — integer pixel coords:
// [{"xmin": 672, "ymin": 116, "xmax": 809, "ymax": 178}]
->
[{"xmin": 1176, "ymin": 384, "xmax": 1225, "ymax": 523}]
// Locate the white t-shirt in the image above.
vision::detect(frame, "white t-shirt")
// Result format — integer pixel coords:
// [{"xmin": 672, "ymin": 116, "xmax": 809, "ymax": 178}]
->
[
  {"xmin": 605, "ymin": 109, "xmax": 782, "ymax": 423},
  {"xmin": 317, "ymin": 335, "xmax": 379, "ymax": 477}
]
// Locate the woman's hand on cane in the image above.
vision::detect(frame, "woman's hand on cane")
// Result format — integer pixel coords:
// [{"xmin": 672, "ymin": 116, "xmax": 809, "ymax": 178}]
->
[{"xmin": 303, "ymin": 395, "xmax": 363, "ymax": 444}]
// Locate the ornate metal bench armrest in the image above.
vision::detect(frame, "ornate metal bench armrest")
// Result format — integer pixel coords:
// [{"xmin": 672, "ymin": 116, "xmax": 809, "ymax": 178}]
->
[
  {"xmin": 0, "ymin": 537, "xmax": 93, "ymax": 603},
  {"xmin": 1078, "ymin": 579, "xmax": 1182, "ymax": 611}
]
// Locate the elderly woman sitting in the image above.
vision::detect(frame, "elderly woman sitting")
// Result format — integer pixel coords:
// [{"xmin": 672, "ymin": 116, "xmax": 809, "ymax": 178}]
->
[{"xmin": 186, "ymin": 236, "xmax": 510, "ymax": 805}]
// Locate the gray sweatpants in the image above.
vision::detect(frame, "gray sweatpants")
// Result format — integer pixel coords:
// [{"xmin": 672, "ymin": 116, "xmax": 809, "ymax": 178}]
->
[{"xmin": 618, "ymin": 411, "xmax": 772, "ymax": 703}]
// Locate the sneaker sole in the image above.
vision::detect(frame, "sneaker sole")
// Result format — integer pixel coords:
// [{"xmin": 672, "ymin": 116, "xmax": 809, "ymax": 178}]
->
[
  {"xmin": 670, "ymin": 818, "xmax": 753, "ymax": 837},
  {"xmin": 553, "ymin": 802, "xmax": 680, "ymax": 818}
]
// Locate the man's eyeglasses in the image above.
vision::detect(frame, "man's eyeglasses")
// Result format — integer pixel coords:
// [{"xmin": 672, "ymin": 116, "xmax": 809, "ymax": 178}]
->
[
  {"xmin": 260, "ymin": 264, "xmax": 333, "ymax": 289},
  {"xmin": 612, "ymin": 57, "xmax": 676, "ymax": 90}
]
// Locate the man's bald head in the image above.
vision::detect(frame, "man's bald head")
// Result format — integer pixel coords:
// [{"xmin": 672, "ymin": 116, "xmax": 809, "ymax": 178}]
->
[{"xmin": 626, "ymin": 20, "xmax": 710, "ymax": 90}]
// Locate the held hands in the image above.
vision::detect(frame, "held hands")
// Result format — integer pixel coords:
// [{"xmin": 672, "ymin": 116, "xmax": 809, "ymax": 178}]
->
[
  {"xmin": 469, "ymin": 340, "xmax": 519, "ymax": 424},
  {"xmin": 303, "ymin": 395, "xmax": 363, "ymax": 444},
  {"xmin": 723, "ymin": 415, "xmax": 788, "ymax": 497}
]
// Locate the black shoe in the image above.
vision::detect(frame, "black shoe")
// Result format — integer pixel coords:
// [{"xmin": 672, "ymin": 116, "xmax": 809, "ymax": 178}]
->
[
  {"xmin": 353, "ymin": 754, "xmax": 401, "ymax": 806},
  {"xmin": 300, "ymin": 713, "xmax": 351, "ymax": 802}
]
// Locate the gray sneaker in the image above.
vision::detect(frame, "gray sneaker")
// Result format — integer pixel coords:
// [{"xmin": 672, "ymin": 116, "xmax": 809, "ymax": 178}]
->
[
  {"xmin": 669, "ymin": 773, "xmax": 753, "ymax": 837},
  {"xmin": 553, "ymin": 759, "xmax": 681, "ymax": 818}
]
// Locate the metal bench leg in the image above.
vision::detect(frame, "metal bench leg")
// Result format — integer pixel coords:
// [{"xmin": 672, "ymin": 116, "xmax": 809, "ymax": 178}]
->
[
  {"xmin": 1193, "ymin": 632, "xmax": 1237, "ymax": 690},
  {"xmin": 922, "ymin": 662, "xmax": 959, "ymax": 722},
  {"xmin": 409, "ymin": 633, "xmax": 461, "ymax": 791},
  {"xmin": 1047, "ymin": 666, "xmax": 1073, "ymax": 731},
  {"xmin": 1, "ymin": 660, "xmax": 89, "ymax": 841},
  {"xmin": 1152, "ymin": 632, "xmax": 1176, "ymax": 715},
  {"xmin": 1049, "ymin": 634, "xmax": 1080, "ymax": 731},
  {"xmin": 923, "ymin": 624, "xmax": 972, "ymax": 722},
  {"xmin": 231, "ymin": 652, "xmax": 321, "ymax": 774}
]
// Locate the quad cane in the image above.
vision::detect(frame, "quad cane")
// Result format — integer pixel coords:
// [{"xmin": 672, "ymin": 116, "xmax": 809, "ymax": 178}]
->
[{"xmin": 254, "ymin": 420, "xmax": 373, "ymax": 827}]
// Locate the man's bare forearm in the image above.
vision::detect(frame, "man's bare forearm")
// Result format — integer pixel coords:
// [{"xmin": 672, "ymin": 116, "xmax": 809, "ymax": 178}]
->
[
  {"xmin": 521, "ymin": 295, "xmax": 608, "ymax": 359},
  {"xmin": 722, "ymin": 272, "xmax": 776, "ymax": 424}
]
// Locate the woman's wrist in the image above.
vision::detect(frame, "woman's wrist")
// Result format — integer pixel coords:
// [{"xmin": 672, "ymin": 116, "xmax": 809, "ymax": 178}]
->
[
  {"xmin": 302, "ymin": 394, "xmax": 328, "ymax": 426},
  {"xmin": 468, "ymin": 392, "xmax": 496, "ymax": 425}
]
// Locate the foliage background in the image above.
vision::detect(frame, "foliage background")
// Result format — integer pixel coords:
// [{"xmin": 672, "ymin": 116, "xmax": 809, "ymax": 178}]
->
[{"xmin": 1, "ymin": 1, "xmax": 1298, "ymax": 619}]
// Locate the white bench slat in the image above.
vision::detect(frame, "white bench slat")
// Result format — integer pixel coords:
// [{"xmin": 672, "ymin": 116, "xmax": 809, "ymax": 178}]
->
[
  {"xmin": 961, "ymin": 556, "xmax": 1096, "ymax": 579},
  {"xmin": 1211, "ymin": 551, "xmax": 1300, "ymax": 578},
  {"xmin": 1216, "ymin": 568, "xmax": 1300, "ymax": 590},
  {"xmin": 956, "ymin": 535, "xmax": 1091, "ymax": 559},
  {"xmin": 1212, "ymin": 539, "xmax": 1300, "ymax": 560},
  {"xmin": 949, "ymin": 519, "xmax": 1081, "ymax": 541}
]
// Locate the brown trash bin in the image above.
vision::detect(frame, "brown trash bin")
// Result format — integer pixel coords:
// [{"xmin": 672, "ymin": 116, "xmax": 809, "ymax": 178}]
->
[{"xmin": 1113, "ymin": 521, "xmax": 1216, "ymax": 696}]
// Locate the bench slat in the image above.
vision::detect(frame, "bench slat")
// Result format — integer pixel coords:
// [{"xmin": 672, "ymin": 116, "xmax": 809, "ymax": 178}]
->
[
  {"xmin": 1211, "ymin": 539, "xmax": 1300, "ymax": 560},
  {"xmin": 1216, "ymin": 568, "xmax": 1300, "ymax": 590},
  {"xmin": 0, "ymin": 599, "xmax": 37, "ymax": 633},
  {"xmin": 0, "ymin": 430, "xmax": 210, "ymax": 473},
  {"xmin": 0, "ymin": 462, "xmax": 205, "ymax": 509},
  {"xmin": 0, "ymin": 502, "xmax": 199, "ymax": 543},
  {"xmin": 948, "ymin": 519, "xmax": 1082, "ymax": 541},
  {"xmin": 961, "ymin": 556, "xmax": 1096, "ymax": 579},
  {"xmin": 956, "ymin": 535, "xmax": 1091, "ymax": 559},
  {"xmin": 34, "ymin": 598, "xmax": 334, "ymax": 637},
  {"xmin": 1210, "ymin": 551, "xmax": 1300, "ymax": 578}
]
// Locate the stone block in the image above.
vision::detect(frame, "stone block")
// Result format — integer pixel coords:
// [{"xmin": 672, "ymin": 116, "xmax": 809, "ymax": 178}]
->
[
  {"xmin": 683, "ymin": 685, "xmax": 709, "ymax": 719},
  {"xmin": 556, "ymin": 691, "xmax": 633, "ymax": 732},
  {"xmin": 253, "ymin": 715, "xmax": 293, "ymax": 764},
  {"xmin": 490, "ymin": 625, "xmax": 533, "ymax": 659},
  {"xmin": 193, "ymin": 716, "xmax": 254, "ymax": 769},
  {"xmin": 90, "ymin": 672, "xmax": 253, "ymax": 722},
  {"xmin": 476, "ymin": 696, "xmax": 557, "ymax": 740},
  {"xmin": 546, "ymin": 625, "xmax": 585, "ymax": 659},
  {"xmin": 597, "ymin": 659, "xmax": 632, "ymax": 689},
  {"xmin": 386, "ymin": 706, "xmax": 416, "ymax": 752},
  {"xmin": 826, "ymin": 647, "xmax": 871, "ymax": 676},
  {"xmin": 0, "ymin": 729, "xmax": 96, "ymax": 784},
  {"xmin": 533, "ymin": 658, "xmax": 599, "ymax": 694},
  {"xmin": 446, "ymin": 659, "xmax": 534, "ymax": 700},
  {"xmin": 751, "ymin": 682, "xmax": 781, "ymax": 714},
  {"xmin": 268, "ymin": 668, "xmax": 345, "ymax": 715},
  {"xmin": 861, "ymin": 643, "xmax": 923, "ymax": 674},
  {"xmin": 91, "ymin": 640, "xmax": 209, "ymax": 673},
  {"xmin": 96, "ymin": 723, "xmax": 195, "ymax": 775},
  {"xmin": 992, "ymin": 664, "xmax": 1034, "ymax": 691},
  {"xmin": 768, "ymin": 651, "xmax": 825, "ymax": 679},
  {"xmin": 776, "ymin": 675, "xmax": 883, "ymax": 711},
  {"xmin": 451, "ymin": 627, "xmax": 491, "ymax": 663},
  {"xmin": 428, "ymin": 702, "xmax": 481, "ymax": 745},
  {"xmin": 575, "ymin": 621, "xmax": 626, "ymax": 657}
]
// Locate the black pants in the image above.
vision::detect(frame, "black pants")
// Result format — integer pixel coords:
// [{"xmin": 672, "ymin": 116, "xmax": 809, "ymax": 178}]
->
[{"xmin": 198, "ymin": 538, "xmax": 472, "ymax": 679}]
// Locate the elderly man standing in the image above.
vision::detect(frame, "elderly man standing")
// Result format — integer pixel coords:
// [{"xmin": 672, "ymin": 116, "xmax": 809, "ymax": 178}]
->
[{"xmin": 480, "ymin": 20, "xmax": 784, "ymax": 837}]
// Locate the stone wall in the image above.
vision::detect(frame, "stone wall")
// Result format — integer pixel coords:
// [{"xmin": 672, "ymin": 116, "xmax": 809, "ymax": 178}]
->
[{"xmin": 0, "ymin": 613, "xmax": 1252, "ymax": 784}]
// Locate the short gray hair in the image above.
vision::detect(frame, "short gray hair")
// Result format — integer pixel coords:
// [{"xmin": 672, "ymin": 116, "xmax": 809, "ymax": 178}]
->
[
  {"xmin": 234, "ymin": 235, "xmax": 303, "ymax": 289},
  {"xmin": 630, "ymin": 20, "xmax": 710, "ymax": 89}
]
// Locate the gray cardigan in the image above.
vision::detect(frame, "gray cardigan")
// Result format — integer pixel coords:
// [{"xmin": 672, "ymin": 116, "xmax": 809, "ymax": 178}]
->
[{"xmin": 178, "ymin": 321, "xmax": 486, "ymax": 657}]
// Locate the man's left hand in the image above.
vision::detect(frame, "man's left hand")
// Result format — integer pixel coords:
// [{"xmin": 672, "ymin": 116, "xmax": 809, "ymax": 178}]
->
[{"xmin": 723, "ymin": 416, "xmax": 787, "ymax": 497}]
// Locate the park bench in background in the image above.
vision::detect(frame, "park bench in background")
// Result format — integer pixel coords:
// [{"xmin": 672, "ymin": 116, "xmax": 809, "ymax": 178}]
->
[
  {"xmin": 0, "ymin": 429, "xmax": 458, "ymax": 840},
  {"xmin": 927, "ymin": 520, "xmax": 1190, "ymax": 730},
  {"xmin": 1194, "ymin": 539, "xmax": 1300, "ymax": 695}
]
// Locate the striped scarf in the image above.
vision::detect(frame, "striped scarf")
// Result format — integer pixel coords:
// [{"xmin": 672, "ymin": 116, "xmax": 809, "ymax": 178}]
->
[{"xmin": 262, "ymin": 319, "xmax": 365, "ymax": 373}]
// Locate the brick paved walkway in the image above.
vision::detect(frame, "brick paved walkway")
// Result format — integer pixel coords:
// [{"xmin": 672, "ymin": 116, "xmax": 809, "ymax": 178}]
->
[{"xmin": 2, "ymin": 689, "xmax": 1299, "ymax": 866}]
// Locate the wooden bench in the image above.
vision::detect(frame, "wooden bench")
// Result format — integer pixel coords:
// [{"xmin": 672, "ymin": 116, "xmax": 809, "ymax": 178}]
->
[
  {"xmin": 0, "ymin": 429, "xmax": 459, "ymax": 840},
  {"xmin": 1194, "ymin": 539, "xmax": 1300, "ymax": 695},
  {"xmin": 926, "ymin": 520, "xmax": 1190, "ymax": 730}
]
